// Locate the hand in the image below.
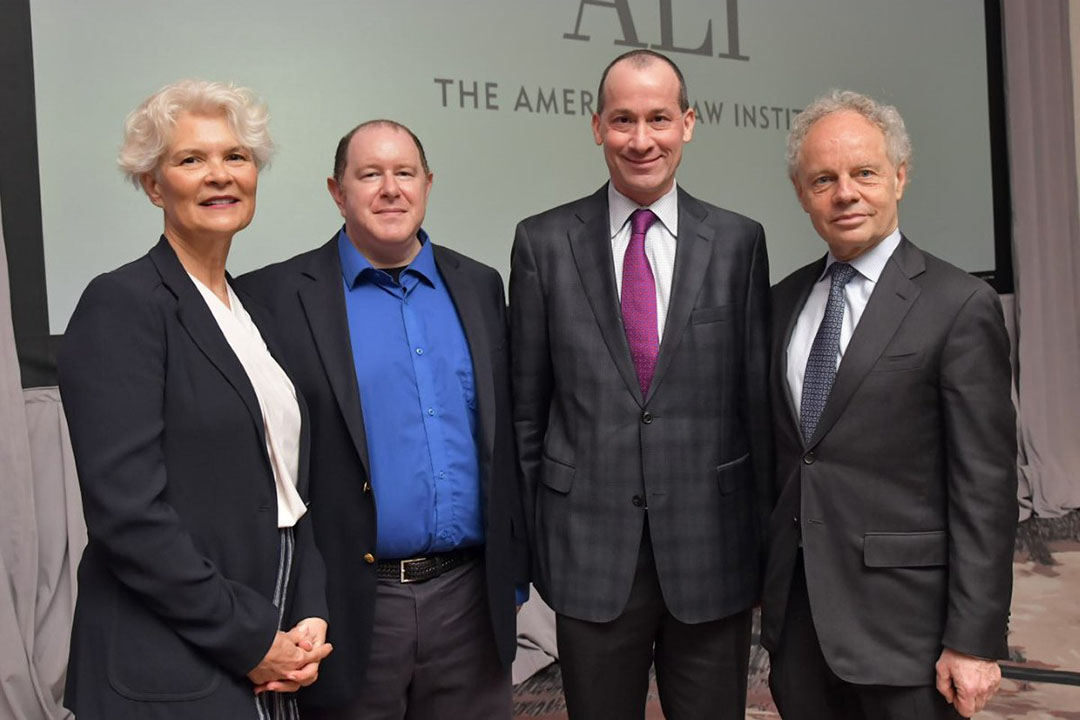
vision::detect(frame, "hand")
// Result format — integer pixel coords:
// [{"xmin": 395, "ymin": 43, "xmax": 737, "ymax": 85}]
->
[
  {"xmin": 248, "ymin": 626, "xmax": 333, "ymax": 692},
  {"xmin": 935, "ymin": 647, "xmax": 1001, "ymax": 717},
  {"xmin": 292, "ymin": 617, "xmax": 328, "ymax": 650}
]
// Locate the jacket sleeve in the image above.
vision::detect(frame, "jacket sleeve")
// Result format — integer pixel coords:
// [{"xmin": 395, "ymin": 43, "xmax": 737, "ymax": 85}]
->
[
  {"xmin": 939, "ymin": 284, "xmax": 1018, "ymax": 659},
  {"xmin": 508, "ymin": 220, "xmax": 552, "ymax": 559},
  {"xmin": 59, "ymin": 275, "xmax": 279, "ymax": 677}
]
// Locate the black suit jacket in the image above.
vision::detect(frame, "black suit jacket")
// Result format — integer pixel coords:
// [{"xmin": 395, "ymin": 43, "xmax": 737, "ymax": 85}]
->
[
  {"xmin": 59, "ymin": 237, "xmax": 327, "ymax": 720},
  {"xmin": 760, "ymin": 237, "xmax": 1018, "ymax": 686},
  {"xmin": 236, "ymin": 236, "xmax": 527, "ymax": 708},
  {"xmin": 510, "ymin": 185, "xmax": 773, "ymax": 623}
]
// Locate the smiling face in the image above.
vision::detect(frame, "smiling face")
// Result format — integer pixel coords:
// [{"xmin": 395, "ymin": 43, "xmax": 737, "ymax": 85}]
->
[
  {"xmin": 327, "ymin": 124, "xmax": 433, "ymax": 267},
  {"xmin": 592, "ymin": 59, "xmax": 695, "ymax": 206},
  {"xmin": 793, "ymin": 110, "xmax": 907, "ymax": 261},
  {"xmin": 141, "ymin": 112, "xmax": 257, "ymax": 246}
]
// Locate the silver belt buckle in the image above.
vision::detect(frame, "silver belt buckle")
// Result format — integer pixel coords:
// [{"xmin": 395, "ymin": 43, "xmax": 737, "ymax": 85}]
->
[{"xmin": 400, "ymin": 557, "xmax": 425, "ymax": 583}]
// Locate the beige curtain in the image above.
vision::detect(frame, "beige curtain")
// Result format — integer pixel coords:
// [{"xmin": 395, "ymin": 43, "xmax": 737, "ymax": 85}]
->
[
  {"xmin": 0, "ymin": 203, "xmax": 85, "ymax": 719},
  {"xmin": 1005, "ymin": 0, "xmax": 1080, "ymax": 520}
]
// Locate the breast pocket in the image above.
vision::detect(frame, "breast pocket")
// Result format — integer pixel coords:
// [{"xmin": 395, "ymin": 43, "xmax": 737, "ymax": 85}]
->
[
  {"xmin": 690, "ymin": 304, "xmax": 732, "ymax": 325},
  {"xmin": 870, "ymin": 351, "xmax": 925, "ymax": 373}
]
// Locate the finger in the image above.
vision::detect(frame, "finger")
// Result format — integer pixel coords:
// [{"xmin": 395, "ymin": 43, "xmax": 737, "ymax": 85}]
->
[
  {"xmin": 264, "ymin": 680, "xmax": 302, "ymax": 693},
  {"xmin": 935, "ymin": 672, "xmax": 954, "ymax": 703}
]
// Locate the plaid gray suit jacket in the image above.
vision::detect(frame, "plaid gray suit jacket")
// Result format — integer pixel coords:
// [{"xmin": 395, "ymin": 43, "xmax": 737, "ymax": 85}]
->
[{"xmin": 510, "ymin": 185, "xmax": 773, "ymax": 623}]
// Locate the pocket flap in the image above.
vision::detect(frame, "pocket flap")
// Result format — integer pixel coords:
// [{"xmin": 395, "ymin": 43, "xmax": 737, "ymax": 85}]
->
[
  {"xmin": 691, "ymin": 305, "xmax": 732, "ymax": 324},
  {"xmin": 716, "ymin": 452, "xmax": 750, "ymax": 494},
  {"xmin": 540, "ymin": 456, "xmax": 575, "ymax": 494},
  {"xmin": 863, "ymin": 531, "xmax": 946, "ymax": 567}
]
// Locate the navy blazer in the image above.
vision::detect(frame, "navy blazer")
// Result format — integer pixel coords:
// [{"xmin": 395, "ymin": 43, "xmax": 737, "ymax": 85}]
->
[
  {"xmin": 237, "ymin": 236, "xmax": 528, "ymax": 709},
  {"xmin": 60, "ymin": 237, "xmax": 327, "ymax": 720}
]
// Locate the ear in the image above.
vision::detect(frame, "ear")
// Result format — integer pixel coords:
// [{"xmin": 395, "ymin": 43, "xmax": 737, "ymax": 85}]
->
[
  {"xmin": 327, "ymin": 177, "xmax": 346, "ymax": 216},
  {"xmin": 681, "ymin": 107, "xmax": 696, "ymax": 142},
  {"xmin": 792, "ymin": 175, "xmax": 811, "ymax": 213},
  {"xmin": 422, "ymin": 171, "xmax": 434, "ymax": 201},
  {"xmin": 140, "ymin": 172, "xmax": 164, "ymax": 209},
  {"xmin": 894, "ymin": 162, "xmax": 908, "ymax": 202},
  {"xmin": 591, "ymin": 113, "xmax": 603, "ymax": 146}
]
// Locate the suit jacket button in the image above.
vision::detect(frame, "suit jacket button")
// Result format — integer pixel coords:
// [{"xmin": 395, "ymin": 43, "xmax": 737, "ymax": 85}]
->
[
  {"xmin": 641, "ymin": 411, "xmax": 653, "ymax": 424},
  {"xmin": 363, "ymin": 553, "xmax": 375, "ymax": 564},
  {"xmin": 803, "ymin": 452, "xmax": 815, "ymax": 465},
  {"xmin": 632, "ymin": 495, "xmax": 645, "ymax": 507}
]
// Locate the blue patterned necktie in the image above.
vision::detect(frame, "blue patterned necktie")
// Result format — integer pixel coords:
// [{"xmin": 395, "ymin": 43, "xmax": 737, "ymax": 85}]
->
[{"xmin": 800, "ymin": 261, "xmax": 857, "ymax": 443}]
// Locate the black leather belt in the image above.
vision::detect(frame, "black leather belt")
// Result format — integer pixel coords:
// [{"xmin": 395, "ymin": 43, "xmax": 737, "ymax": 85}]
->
[{"xmin": 376, "ymin": 546, "xmax": 480, "ymax": 584}]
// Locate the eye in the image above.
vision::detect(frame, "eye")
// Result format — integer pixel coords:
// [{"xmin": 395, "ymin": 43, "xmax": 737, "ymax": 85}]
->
[
  {"xmin": 226, "ymin": 151, "xmax": 250, "ymax": 162},
  {"xmin": 179, "ymin": 155, "xmax": 199, "ymax": 165},
  {"xmin": 858, "ymin": 169, "xmax": 874, "ymax": 178}
]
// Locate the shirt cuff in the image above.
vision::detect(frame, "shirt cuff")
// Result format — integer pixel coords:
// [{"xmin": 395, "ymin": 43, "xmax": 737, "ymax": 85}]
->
[{"xmin": 515, "ymin": 584, "xmax": 530, "ymax": 606}]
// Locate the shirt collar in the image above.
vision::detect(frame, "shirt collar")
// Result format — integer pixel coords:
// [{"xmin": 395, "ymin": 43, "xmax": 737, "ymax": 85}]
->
[
  {"xmin": 337, "ymin": 226, "xmax": 437, "ymax": 289},
  {"xmin": 607, "ymin": 181, "xmax": 679, "ymax": 238},
  {"xmin": 820, "ymin": 227, "xmax": 902, "ymax": 284}
]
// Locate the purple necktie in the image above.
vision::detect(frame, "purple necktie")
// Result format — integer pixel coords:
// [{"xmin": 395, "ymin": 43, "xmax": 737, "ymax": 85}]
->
[{"xmin": 622, "ymin": 208, "xmax": 660, "ymax": 396}]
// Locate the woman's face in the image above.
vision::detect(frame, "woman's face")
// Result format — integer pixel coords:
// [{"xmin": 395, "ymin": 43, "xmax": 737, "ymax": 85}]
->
[{"xmin": 141, "ymin": 112, "xmax": 257, "ymax": 245}]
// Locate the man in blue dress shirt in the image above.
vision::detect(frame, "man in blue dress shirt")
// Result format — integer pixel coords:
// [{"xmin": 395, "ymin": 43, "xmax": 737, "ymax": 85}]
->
[{"xmin": 238, "ymin": 120, "xmax": 528, "ymax": 719}]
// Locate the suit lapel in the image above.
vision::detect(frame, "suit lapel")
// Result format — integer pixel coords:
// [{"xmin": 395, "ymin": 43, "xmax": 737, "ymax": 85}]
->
[
  {"xmin": 807, "ymin": 238, "xmax": 924, "ymax": 446},
  {"xmin": 647, "ymin": 189, "xmax": 713, "ymax": 403},
  {"xmin": 435, "ymin": 247, "xmax": 496, "ymax": 484},
  {"xmin": 148, "ymin": 238, "xmax": 268, "ymax": 452},
  {"xmin": 778, "ymin": 259, "xmax": 826, "ymax": 434},
  {"xmin": 296, "ymin": 238, "xmax": 371, "ymax": 474},
  {"xmin": 568, "ymin": 186, "xmax": 645, "ymax": 404}
]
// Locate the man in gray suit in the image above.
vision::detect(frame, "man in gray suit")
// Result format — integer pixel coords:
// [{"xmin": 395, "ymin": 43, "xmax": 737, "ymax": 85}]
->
[
  {"xmin": 761, "ymin": 90, "xmax": 1017, "ymax": 719},
  {"xmin": 510, "ymin": 50, "xmax": 772, "ymax": 719}
]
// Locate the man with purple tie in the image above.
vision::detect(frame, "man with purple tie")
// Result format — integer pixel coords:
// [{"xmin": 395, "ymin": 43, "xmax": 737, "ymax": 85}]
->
[{"xmin": 509, "ymin": 50, "xmax": 773, "ymax": 719}]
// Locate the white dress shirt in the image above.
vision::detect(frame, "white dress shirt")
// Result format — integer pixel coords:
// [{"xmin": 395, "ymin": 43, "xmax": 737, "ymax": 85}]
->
[
  {"xmin": 786, "ymin": 229, "xmax": 902, "ymax": 414},
  {"xmin": 188, "ymin": 275, "xmax": 307, "ymax": 528},
  {"xmin": 609, "ymin": 182, "xmax": 679, "ymax": 341}
]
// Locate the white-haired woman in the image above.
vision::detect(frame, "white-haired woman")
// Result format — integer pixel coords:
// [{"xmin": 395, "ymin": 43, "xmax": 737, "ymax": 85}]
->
[{"xmin": 59, "ymin": 79, "xmax": 331, "ymax": 720}]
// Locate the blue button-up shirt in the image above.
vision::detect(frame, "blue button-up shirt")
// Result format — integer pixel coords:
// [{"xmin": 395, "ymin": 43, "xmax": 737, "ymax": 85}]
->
[{"xmin": 338, "ymin": 229, "xmax": 483, "ymax": 559}]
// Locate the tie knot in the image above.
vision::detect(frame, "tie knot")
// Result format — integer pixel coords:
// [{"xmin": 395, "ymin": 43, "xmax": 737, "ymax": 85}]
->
[
  {"xmin": 828, "ymin": 261, "xmax": 857, "ymax": 288},
  {"xmin": 630, "ymin": 208, "xmax": 658, "ymax": 237}
]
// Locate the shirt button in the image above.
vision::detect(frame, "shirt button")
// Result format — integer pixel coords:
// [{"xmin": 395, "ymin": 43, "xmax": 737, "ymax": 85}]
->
[
  {"xmin": 416, "ymin": 348, "xmax": 424, "ymax": 355},
  {"xmin": 632, "ymin": 495, "xmax": 645, "ymax": 507},
  {"xmin": 641, "ymin": 411, "xmax": 653, "ymax": 424},
  {"xmin": 803, "ymin": 452, "xmax": 816, "ymax": 465},
  {"xmin": 427, "ymin": 408, "xmax": 435, "ymax": 416},
  {"xmin": 363, "ymin": 553, "xmax": 375, "ymax": 564},
  {"xmin": 439, "ymin": 471, "xmax": 446, "ymax": 479}
]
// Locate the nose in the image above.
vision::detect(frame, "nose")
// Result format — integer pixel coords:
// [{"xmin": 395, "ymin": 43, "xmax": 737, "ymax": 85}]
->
[
  {"xmin": 205, "ymin": 159, "xmax": 231, "ymax": 185},
  {"xmin": 379, "ymin": 172, "xmax": 400, "ymax": 197},
  {"xmin": 627, "ymin": 121, "xmax": 653, "ymax": 153},
  {"xmin": 834, "ymin": 174, "xmax": 859, "ymax": 203}
]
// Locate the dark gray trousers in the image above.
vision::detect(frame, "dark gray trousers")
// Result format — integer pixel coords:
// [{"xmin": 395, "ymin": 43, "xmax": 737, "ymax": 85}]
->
[
  {"xmin": 768, "ymin": 555, "xmax": 961, "ymax": 720},
  {"xmin": 305, "ymin": 558, "xmax": 510, "ymax": 720},
  {"xmin": 556, "ymin": 522, "xmax": 752, "ymax": 720}
]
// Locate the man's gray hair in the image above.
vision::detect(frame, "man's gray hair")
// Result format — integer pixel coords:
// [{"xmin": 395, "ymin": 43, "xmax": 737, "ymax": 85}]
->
[{"xmin": 786, "ymin": 89, "xmax": 912, "ymax": 180}]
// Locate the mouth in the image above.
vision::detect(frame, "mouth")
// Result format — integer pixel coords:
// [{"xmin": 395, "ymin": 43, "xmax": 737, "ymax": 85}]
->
[
  {"xmin": 199, "ymin": 196, "xmax": 240, "ymax": 207},
  {"xmin": 832, "ymin": 213, "xmax": 867, "ymax": 227},
  {"xmin": 624, "ymin": 156, "xmax": 660, "ymax": 168}
]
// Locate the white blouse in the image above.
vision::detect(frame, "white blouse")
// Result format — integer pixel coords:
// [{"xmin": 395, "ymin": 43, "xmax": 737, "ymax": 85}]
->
[{"xmin": 188, "ymin": 274, "xmax": 307, "ymax": 528}]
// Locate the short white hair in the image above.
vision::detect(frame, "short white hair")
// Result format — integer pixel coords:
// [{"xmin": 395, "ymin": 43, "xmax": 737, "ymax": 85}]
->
[
  {"xmin": 787, "ymin": 89, "xmax": 912, "ymax": 180},
  {"xmin": 118, "ymin": 79, "xmax": 273, "ymax": 187}
]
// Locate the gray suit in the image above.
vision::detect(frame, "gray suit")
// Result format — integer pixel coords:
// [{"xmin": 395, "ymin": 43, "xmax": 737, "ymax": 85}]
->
[
  {"xmin": 510, "ymin": 183, "xmax": 772, "ymax": 625},
  {"xmin": 761, "ymin": 237, "xmax": 1017, "ymax": 716}
]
